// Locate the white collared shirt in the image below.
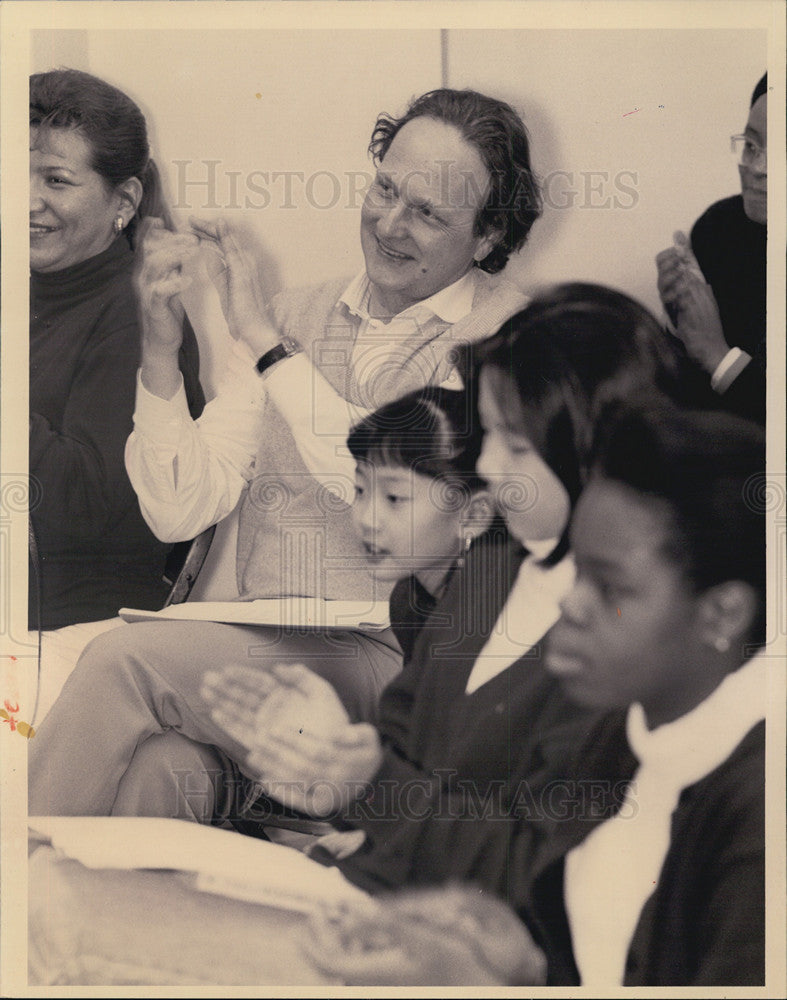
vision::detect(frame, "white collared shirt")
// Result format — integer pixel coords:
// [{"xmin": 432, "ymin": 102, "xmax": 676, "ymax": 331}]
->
[{"xmin": 565, "ymin": 652, "xmax": 768, "ymax": 987}]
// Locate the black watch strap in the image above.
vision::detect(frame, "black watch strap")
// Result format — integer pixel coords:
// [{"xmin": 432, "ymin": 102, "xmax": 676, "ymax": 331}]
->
[{"xmin": 255, "ymin": 337, "xmax": 301, "ymax": 376}]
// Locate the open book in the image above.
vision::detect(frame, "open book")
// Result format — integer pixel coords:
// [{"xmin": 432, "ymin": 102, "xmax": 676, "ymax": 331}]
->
[{"xmin": 119, "ymin": 598, "xmax": 390, "ymax": 631}]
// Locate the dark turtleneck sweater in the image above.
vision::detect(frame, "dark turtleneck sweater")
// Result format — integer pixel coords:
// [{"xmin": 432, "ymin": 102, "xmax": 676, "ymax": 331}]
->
[{"xmin": 30, "ymin": 236, "xmax": 205, "ymax": 629}]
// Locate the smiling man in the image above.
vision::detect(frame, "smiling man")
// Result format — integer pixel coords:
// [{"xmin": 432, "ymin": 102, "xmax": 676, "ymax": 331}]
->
[
  {"xmin": 656, "ymin": 73, "xmax": 767, "ymax": 424},
  {"xmin": 30, "ymin": 88, "xmax": 542, "ymax": 821}
]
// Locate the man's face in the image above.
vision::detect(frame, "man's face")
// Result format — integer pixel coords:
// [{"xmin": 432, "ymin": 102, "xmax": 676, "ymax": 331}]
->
[
  {"xmin": 739, "ymin": 94, "xmax": 767, "ymax": 225},
  {"xmin": 360, "ymin": 116, "xmax": 499, "ymax": 316}
]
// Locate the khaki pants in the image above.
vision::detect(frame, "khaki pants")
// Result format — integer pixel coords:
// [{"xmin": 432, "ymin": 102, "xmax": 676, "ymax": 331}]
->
[{"xmin": 29, "ymin": 619, "xmax": 401, "ymax": 818}]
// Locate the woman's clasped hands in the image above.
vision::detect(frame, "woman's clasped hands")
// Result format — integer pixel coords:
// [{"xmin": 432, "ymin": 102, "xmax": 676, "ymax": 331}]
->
[{"xmin": 200, "ymin": 663, "xmax": 383, "ymax": 817}]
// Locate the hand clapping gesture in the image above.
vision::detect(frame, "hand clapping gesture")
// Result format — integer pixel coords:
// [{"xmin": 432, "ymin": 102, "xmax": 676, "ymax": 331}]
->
[
  {"xmin": 302, "ymin": 883, "xmax": 548, "ymax": 985},
  {"xmin": 134, "ymin": 217, "xmax": 200, "ymax": 352},
  {"xmin": 200, "ymin": 663, "xmax": 383, "ymax": 817},
  {"xmin": 656, "ymin": 230, "xmax": 729, "ymax": 374},
  {"xmin": 189, "ymin": 216, "xmax": 280, "ymax": 356}
]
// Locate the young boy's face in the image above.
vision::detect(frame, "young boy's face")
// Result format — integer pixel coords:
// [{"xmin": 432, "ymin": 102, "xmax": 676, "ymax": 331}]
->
[
  {"xmin": 352, "ymin": 460, "xmax": 466, "ymax": 593},
  {"xmin": 546, "ymin": 478, "xmax": 706, "ymax": 729}
]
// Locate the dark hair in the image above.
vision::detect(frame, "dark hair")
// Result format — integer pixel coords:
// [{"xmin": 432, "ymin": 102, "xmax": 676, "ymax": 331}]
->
[
  {"xmin": 347, "ymin": 386, "xmax": 487, "ymax": 495},
  {"xmin": 470, "ymin": 283, "xmax": 684, "ymax": 563},
  {"xmin": 30, "ymin": 68, "xmax": 171, "ymax": 244},
  {"xmin": 590, "ymin": 404, "xmax": 766, "ymax": 647},
  {"xmin": 369, "ymin": 88, "xmax": 542, "ymax": 274},
  {"xmin": 751, "ymin": 72, "xmax": 767, "ymax": 107}
]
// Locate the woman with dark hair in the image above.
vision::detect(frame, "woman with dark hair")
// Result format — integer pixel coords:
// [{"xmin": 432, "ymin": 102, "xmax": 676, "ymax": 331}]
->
[
  {"xmin": 200, "ymin": 283, "xmax": 686, "ymax": 889},
  {"xmin": 29, "ymin": 68, "xmax": 204, "ymax": 628},
  {"xmin": 304, "ymin": 404, "xmax": 767, "ymax": 987},
  {"xmin": 656, "ymin": 73, "xmax": 767, "ymax": 424}
]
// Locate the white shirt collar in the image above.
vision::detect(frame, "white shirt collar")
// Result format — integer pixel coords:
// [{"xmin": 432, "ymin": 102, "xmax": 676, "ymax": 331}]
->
[
  {"xmin": 565, "ymin": 650, "xmax": 767, "ymax": 988},
  {"xmin": 338, "ymin": 269, "xmax": 478, "ymax": 325},
  {"xmin": 464, "ymin": 552, "xmax": 574, "ymax": 694},
  {"xmin": 626, "ymin": 651, "xmax": 767, "ymax": 782}
]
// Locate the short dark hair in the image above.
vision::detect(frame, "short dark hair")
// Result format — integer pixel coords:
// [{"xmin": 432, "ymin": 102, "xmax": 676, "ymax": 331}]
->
[
  {"xmin": 369, "ymin": 88, "xmax": 542, "ymax": 274},
  {"xmin": 751, "ymin": 72, "xmax": 767, "ymax": 107},
  {"xmin": 347, "ymin": 386, "xmax": 487, "ymax": 495},
  {"xmin": 470, "ymin": 283, "xmax": 684, "ymax": 563},
  {"xmin": 30, "ymin": 68, "xmax": 172, "ymax": 243},
  {"xmin": 590, "ymin": 404, "xmax": 766, "ymax": 646}
]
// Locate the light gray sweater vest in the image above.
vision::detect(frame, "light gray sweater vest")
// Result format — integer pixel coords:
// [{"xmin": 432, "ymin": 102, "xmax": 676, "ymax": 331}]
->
[{"xmin": 235, "ymin": 272, "xmax": 527, "ymax": 601}]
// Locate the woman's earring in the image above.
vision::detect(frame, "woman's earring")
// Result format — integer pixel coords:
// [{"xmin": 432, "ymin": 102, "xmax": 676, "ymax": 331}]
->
[
  {"xmin": 456, "ymin": 534, "xmax": 473, "ymax": 570},
  {"xmin": 713, "ymin": 635, "xmax": 731, "ymax": 653},
  {"xmin": 114, "ymin": 216, "xmax": 125, "ymax": 235}
]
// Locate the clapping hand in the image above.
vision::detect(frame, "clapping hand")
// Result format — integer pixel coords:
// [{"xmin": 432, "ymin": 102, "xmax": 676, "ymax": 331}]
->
[
  {"xmin": 135, "ymin": 218, "xmax": 200, "ymax": 357},
  {"xmin": 656, "ymin": 230, "xmax": 728, "ymax": 373},
  {"xmin": 200, "ymin": 663, "xmax": 382, "ymax": 816},
  {"xmin": 302, "ymin": 883, "xmax": 548, "ymax": 985},
  {"xmin": 188, "ymin": 216, "xmax": 279, "ymax": 355}
]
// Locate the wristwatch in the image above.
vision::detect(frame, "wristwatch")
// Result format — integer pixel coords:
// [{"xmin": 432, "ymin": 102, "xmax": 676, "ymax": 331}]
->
[{"xmin": 255, "ymin": 337, "xmax": 302, "ymax": 376}]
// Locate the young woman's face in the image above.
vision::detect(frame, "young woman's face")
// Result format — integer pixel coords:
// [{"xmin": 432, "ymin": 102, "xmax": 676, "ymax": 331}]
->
[
  {"xmin": 476, "ymin": 369, "xmax": 571, "ymax": 544},
  {"xmin": 546, "ymin": 478, "xmax": 708, "ymax": 728},
  {"xmin": 30, "ymin": 126, "xmax": 121, "ymax": 273},
  {"xmin": 352, "ymin": 460, "xmax": 467, "ymax": 594}
]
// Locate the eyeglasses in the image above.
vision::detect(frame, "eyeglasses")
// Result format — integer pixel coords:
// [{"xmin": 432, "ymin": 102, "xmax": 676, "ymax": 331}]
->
[{"xmin": 730, "ymin": 134, "xmax": 766, "ymax": 166}]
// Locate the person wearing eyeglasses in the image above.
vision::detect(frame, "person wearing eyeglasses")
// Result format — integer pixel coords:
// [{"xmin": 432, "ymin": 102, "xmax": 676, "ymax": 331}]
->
[{"xmin": 655, "ymin": 73, "xmax": 767, "ymax": 425}]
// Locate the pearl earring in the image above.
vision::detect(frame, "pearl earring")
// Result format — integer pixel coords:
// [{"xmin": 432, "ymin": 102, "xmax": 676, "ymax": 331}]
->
[
  {"xmin": 114, "ymin": 216, "xmax": 125, "ymax": 235},
  {"xmin": 713, "ymin": 636, "xmax": 730, "ymax": 653}
]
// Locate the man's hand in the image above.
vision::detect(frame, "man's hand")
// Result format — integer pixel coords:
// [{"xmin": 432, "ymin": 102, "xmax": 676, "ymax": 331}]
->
[
  {"xmin": 200, "ymin": 663, "xmax": 383, "ymax": 816},
  {"xmin": 189, "ymin": 216, "xmax": 279, "ymax": 355},
  {"xmin": 656, "ymin": 231, "xmax": 729, "ymax": 373},
  {"xmin": 302, "ymin": 884, "xmax": 548, "ymax": 985},
  {"xmin": 656, "ymin": 230, "xmax": 704, "ymax": 327},
  {"xmin": 670, "ymin": 278, "xmax": 729, "ymax": 374}
]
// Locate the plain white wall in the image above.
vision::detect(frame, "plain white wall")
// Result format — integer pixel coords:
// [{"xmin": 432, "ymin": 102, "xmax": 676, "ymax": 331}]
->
[
  {"xmin": 33, "ymin": 26, "xmax": 766, "ymax": 320},
  {"xmin": 446, "ymin": 29, "xmax": 766, "ymax": 314}
]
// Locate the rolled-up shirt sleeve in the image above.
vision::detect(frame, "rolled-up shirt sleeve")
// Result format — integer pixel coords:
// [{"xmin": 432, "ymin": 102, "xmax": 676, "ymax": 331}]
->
[{"xmin": 125, "ymin": 341, "xmax": 268, "ymax": 542}]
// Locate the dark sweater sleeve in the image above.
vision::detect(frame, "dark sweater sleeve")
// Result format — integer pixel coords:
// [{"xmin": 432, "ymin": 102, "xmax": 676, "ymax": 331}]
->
[
  {"xmin": 29, "ymin": 305, "xmax": 143, "ymax": 543},
  {"xmin": 340, "ymin": 703, "xmax": 592, "ymax": 898},
  {"xmin": 678, "ymin": 729, "xmax": 764, "ymax": 985},
  {"xmin": 178, "ymin": 314, "xmax": 205, "ymax": 420},
  {"xmin": 690, "ymin": 199, "xmax": 766, "ymax": 425}
]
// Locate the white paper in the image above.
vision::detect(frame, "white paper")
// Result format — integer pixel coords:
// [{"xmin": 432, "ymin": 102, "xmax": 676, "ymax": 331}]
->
[
  {"xmin": 28, "ymin": 817, "xmax": 369, "ymax": 913},
  {"xmin": 118, "ymin": 598, "xmax": 391, "ymax": 631}
]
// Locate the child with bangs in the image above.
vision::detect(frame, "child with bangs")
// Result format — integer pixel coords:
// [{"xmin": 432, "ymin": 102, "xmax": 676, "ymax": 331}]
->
[{"xmin": 346, "ymin": 385, "xmax": 496, "ymax": 663}]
